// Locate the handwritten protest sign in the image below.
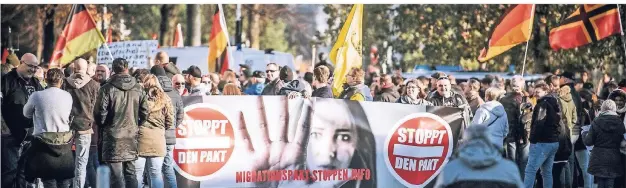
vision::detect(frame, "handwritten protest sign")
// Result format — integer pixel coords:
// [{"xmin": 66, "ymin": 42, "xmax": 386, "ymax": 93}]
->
[{"xmin": 97, "ymin": 40, "xmax": 158, "ymax": 68}]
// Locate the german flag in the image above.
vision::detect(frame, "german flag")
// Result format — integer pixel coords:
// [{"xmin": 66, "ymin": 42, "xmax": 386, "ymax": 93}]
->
[
  {"xmin": 208, "ymin": 5, "xmax": 231, "ymax": 74},
  {"xmin": 549, "ymin": 4, "xmax": 621, "ymax": 50},
  {"xmin": 50, "ymin": 5, "xmax": 105, "ymax": 68},
  {"xmin": 478, "ymin": 4, "xmax": 535, "ymax": 62}
]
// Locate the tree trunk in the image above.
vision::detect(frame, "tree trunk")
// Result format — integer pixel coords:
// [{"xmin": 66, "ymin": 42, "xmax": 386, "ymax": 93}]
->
[
  {"xmin": 250, "ymin": 4, "xmax": 261, "ymax": 49},
  {"xmin": 187, "ymin": 4, "xmax": 201, "ymax": 46},
  {"xmin": 159, "ymin": 5, "xmax": 179, "ymax": 47},
  {"xmin": 36, "ymin": 6, "xmax": 44, "ymax": 60},
  {"xmin": 42, "ymin": 5, "xmax": 56, "ymax": 64}
]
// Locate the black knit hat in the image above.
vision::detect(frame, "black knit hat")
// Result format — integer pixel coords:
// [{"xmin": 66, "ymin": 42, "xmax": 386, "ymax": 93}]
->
[{"xmin": 279, "ymin": 66, "xmax": 294, "ymax": 81}]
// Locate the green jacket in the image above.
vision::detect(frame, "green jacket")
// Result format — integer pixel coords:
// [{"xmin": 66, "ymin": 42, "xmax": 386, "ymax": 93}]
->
[{"xmin": 558, "ymin": 85, "xmax": 578, "ymax": 132}]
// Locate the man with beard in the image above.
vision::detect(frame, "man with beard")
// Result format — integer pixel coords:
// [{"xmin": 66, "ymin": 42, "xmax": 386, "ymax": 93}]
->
[
  {"xmin": 1, "ymin": 53, "xmax": 45, "ymax": 187},
  {"xmin": 93, "ymin": 65, "xmax": 110, "ymax": 85}
]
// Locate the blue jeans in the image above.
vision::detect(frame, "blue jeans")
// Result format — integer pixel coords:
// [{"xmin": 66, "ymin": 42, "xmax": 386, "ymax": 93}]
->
[
  {"xmin": 575, "ymin": 149, "xmax": 594, "ymax": 188},
  {"xmin": 135, "ymin": 157, "xmax": 164, "ymax": 188},
  {"xmin": 73, "ymin": 134, "xmax": 91, "ymax": 188},
  {"xmin": 163, "ymin": 145, "xmax": 177, "ymax": 188},
  {"xmin": 84, "ymin": 146, "xmax": 98, "ymax": 188},
  {"xmin": 524, "ymin": 142, "xmax": 559, "ymax": 188},
  {"xmin": 507, "ymin": 141, "xmax": 530, "ymax": 180}
]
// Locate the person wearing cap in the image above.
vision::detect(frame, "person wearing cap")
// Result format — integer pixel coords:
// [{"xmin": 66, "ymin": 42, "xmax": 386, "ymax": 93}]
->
[
  {"xmin": 185, "ymin": 65, "xmax": 211, "ymax": 96},
  {"xmin": 244, "ymin": 71, "xmax": 266, "ymax": 95},
  {"xmin": 239, "ymin": 64, "xmax": 250, "ymax": 75},
  {"xmin": 557, "ymin": 71, "xmax": 585, "ymax": 188},
  {"xmin": 94, "ymin": 58, "xmax": 149, "ymax": 188},
  {"xmin": 427, "ymin": 75, "xmax": 472, "ymax": 127},
  {"xmin": 2, "ymin": 53, "xmax": 46, "ymax": 187}
]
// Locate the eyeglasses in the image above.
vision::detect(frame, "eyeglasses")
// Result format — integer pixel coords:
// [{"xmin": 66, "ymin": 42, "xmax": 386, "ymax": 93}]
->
[
  {"xmin": 174, "ymin": 82, "xmax": 185, "ymax": 86},
  {"xmin": 266, "ymin": 70, "xmax": 278, "ymax": 73}
]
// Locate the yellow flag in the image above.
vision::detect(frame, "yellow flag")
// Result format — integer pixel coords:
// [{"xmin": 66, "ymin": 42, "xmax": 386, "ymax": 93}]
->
[{"xmin": 330, "ymin": 4, "xmax": 363, "ymax": 97}]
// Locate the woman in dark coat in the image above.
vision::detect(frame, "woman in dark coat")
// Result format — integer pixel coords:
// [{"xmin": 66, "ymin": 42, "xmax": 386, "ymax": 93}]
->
[{"xmin": 583, "ymin": 100, "xmax": 625, "ymax": 188}]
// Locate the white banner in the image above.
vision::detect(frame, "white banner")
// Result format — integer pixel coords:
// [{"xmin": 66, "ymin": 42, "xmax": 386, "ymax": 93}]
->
[{"xmin": 97, "ymin": 40, "xmax": 158, "ymax": 68}]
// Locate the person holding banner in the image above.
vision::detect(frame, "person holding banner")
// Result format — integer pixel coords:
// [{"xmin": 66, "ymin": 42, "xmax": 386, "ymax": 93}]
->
[
  {"xmin": 396, "ymin": 79, "xmax": 432, "ymax": 106},
  {"xmin": 237, "ymin": 97, "xmax": 376, "ymax": 188},
  {"xmin": 338, "ymin": 68, "xmax": 370, "ymax": 102}
]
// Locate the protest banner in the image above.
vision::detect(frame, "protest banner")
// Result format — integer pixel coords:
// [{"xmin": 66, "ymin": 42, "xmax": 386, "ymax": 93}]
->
[
  {"xmin": 96, "ymin": 40, "xmax": 158, "ymax": 68},
  {"xmin": 174, "ymin": 96, "xmax": 465, "ymax": 188}
]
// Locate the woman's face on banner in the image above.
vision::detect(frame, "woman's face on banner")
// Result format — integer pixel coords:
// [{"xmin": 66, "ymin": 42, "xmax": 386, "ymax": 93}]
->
[{"xmin": 307, "ymin": 101, "xmax": 358, "ymax": 170}]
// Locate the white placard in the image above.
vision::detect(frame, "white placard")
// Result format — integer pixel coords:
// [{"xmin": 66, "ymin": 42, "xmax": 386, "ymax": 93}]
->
[{"xmin": 97, "ymin": 40, "xmax": 158, "ymax": 68}]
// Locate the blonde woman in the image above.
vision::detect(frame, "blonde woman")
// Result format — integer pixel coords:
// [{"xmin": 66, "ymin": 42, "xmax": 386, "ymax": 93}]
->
[
  {"xmin": 471, "ymin": 87, "xmax": 508, "ymax": 147},
  {"xmin": 135, "ymin": 74, "xmax": 174, "ymax": 188}
]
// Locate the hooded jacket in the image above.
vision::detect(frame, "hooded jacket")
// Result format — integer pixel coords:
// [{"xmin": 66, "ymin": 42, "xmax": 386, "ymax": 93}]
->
[
  {"xmin": 374, "ymin": 86, "xmax": 400, "ymax": 102},
  {"xmin": 471, "ymin": 101, "xmax": 509, "ymax": 147},
  {"xmin": 434, "ymin": 129, "xmax": 523, "ymax": 188},
  {"xmin": 564, "ymin": 83, "xmax": 583, "ymax": 137},
  {"xmin": 94, "ymin": 74, "xmax": 149, "ymax": 162},
  {"xmin": 63, "ymin": 73, "xmax": 101, "ymax": 132},
  {"xmin": 583, "ymin": 112, "xmax": 625, "ymax": 178},
  {"xmin": 156, "ymin": 76, "xmax": 184, "ymax": 145},
  {"xmin": 1, "ymin": 69, "xmax": 44, "ymax": 143},
  {"xmin": 529, "ymin": 95, "xmax": 561, "ymax": 143},
  {"xmin": 558, "ymin": 85, "xmax": 578, "ymax": 136},
  {"xmin": 162, "ymin": 63, "xmax": 181, "ymax": 79}
]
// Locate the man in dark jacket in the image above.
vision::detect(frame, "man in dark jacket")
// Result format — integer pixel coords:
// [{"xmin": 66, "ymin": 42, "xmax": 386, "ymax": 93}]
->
[
  {"xmin": 523, "ymin": 83, "xmax": 561, "ymax": 188},
  {"xmin": 1, "ymin": 53, "xmax": 45, "ymax": 188},
  {"xmin": 311, "ymin": 65, "xmax": 333, "ymax": 98},
  {"xmin": 150, "ymin": 65, "xmax": 183, "ymax": 188},
  {"xmin": 427, "ymin": 77, "xmax": 472, "ymax": 127},
  {"xmin": 94, "ymin": 58, "xmax": 148, "ymax": 188},
  {"xmin": 262, "ymin": 63, "xmax": 284, "ymax": 95},
  {"xmin": 375, "ymin": 74, "xmax": 400, "ymax": 102},
  {"xmin": 62, "ymin": 58, "xmax": 101, "ymax": 188},
  {"xmin": 155, "ymin": 51, "xmax": 181, "ymax": 79}
]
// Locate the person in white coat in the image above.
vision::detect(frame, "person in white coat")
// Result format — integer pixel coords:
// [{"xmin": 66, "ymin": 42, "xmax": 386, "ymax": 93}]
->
[{"xmin": 470, "ymin": 87, "xmax": 509, "ymax": 148}]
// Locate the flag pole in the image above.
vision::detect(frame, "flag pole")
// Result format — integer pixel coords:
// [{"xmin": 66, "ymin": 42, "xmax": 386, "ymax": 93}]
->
[
  {"xmin": 616, "ymin": 4, "xmax": 626, "ymax": 66},
  {"xmin": 521, "ymin": 4, "xmax": 536, "ymax": 77}
]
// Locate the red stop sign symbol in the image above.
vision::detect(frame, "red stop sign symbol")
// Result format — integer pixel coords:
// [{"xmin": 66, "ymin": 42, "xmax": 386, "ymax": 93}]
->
[
  {"xmin": 174, "ymin": 103, "xmax": 235, "ymax": 181},
  {"xmin": 384, "ymin": 113, "xmax": 453, "ymax": 187}
]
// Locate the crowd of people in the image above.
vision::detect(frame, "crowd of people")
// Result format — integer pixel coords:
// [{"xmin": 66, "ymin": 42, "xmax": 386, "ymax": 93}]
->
[{"xmin": 2, "ymin": 51, "xmax": 626, "ymax": 188}]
